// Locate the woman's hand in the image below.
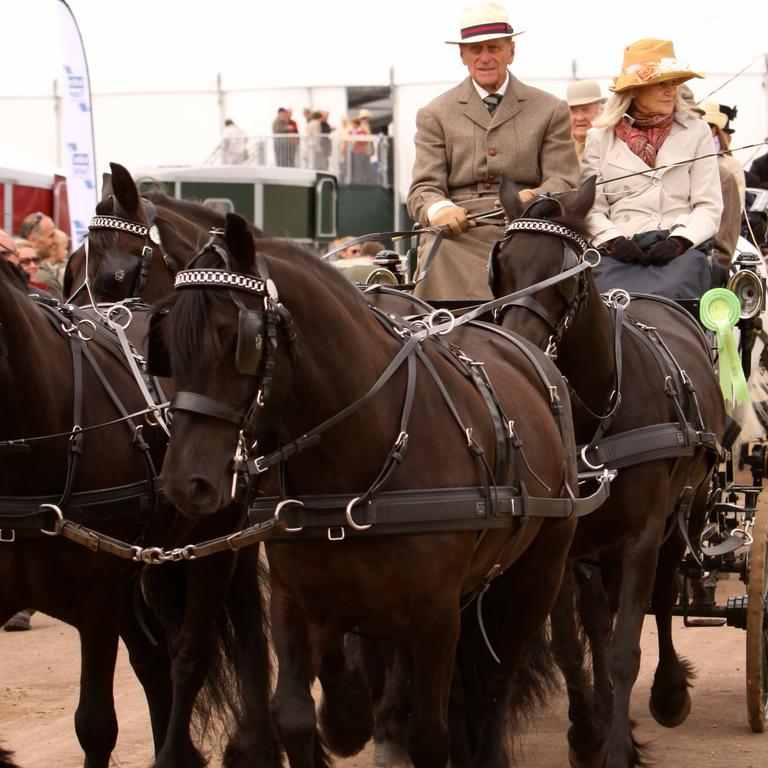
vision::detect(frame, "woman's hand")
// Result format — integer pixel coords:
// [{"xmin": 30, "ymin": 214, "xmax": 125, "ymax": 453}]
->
[
  {"xmin": 607, "ymin": 236, "xmax": 645, "ymax": 264},
  {"xmin": 644, "ymin": 236, "xmax": 691, "ymax": 265}
]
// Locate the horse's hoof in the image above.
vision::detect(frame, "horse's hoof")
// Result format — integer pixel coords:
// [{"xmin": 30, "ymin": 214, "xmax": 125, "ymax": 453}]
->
[
  {"xmin": 568, "ymin": 745, "xmax": 605, "ymax": 768},
  {"xmin": 373, "ymin": 740, "xmax": 413, "ymax": 767},
  {"xmin": 649, "ymin": 688, "xmax": 691, "ymax": 728}
]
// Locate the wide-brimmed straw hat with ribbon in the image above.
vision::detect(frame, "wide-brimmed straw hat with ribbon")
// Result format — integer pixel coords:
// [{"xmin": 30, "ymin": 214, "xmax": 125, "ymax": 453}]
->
[
  {"xmin": 611, "ymin": 38, "xmax": 703, "ymax": 93},
  {"xmin": 566, "ymin": 80, "xmax": 606, "ymax": 107},
  {"xmin": 445, "ymin": 2, "xmax": 524, "ymax": 45}
]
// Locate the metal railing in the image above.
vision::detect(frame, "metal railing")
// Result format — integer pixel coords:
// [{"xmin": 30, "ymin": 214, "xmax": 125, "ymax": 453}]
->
[{"xmin": 207, "ymin": 134, "xmax": 392, "ymax": 187}]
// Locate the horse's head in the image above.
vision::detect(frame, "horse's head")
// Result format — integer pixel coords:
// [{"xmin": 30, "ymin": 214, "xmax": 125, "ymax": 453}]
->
[
  {"xmin": 66, "ymin": 163, "xmax": 213, "ymax": 305},
  {"xmin": 490, "ymin": 175, "xmax": 597, "ymax": 351},
  {"xmin": 158, "ymin": 213, "xmax": 297, "ymax": 518}
]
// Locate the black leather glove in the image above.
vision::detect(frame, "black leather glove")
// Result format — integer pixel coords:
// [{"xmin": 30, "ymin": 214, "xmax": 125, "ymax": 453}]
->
[
  {"xmin": 608, "ymin": 236, "xmax": 645, "ymax": 264},
  {"xmin": 643, "ymin": 236, "xmax": 691, "ymax": 266}
]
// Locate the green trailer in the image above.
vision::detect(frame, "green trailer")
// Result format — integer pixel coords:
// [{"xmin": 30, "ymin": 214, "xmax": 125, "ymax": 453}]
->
[{"xmin": 136, "ymin": 165, "xmax": 338, "ymax": 249}]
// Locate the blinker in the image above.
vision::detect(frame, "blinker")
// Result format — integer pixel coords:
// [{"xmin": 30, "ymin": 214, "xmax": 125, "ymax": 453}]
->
[{"xmin": 236, "ymin": 308, "xmax": 265, "ymax": 375}]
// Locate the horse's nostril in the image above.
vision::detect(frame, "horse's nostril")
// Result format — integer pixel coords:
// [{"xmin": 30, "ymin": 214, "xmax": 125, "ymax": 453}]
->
[{"xmin": 189, "ymin": 477, "xmax": 216, "ymax": 506}]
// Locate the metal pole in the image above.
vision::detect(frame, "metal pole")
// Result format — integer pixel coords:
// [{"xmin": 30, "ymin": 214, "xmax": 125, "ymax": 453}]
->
[
  {"xmin": 54, "ymin": 78, "xmax": 62, "ymax": 169},
  {"xmin": 217, "ymin": 72, "xmax": 225, "ymax": 127}
]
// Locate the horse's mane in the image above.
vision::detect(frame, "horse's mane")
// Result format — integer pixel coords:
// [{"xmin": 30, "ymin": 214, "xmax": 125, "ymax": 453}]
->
[
  {"xmin": 529, "ymin": 195, "xmax": 592, "ymax": 242},
  {"xmin": 157, "ymin": 234, "xmax": 373, "ymax": 382},
  {"xmin": 143, "ymin": 190, "xmax": 227, "ymax": 230}
]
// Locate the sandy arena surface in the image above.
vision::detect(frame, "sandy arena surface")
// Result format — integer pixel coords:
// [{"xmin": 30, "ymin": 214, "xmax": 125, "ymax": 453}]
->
[{"xmin": 1, "ymin": 566, "xmax": 766, "ymax": 767}]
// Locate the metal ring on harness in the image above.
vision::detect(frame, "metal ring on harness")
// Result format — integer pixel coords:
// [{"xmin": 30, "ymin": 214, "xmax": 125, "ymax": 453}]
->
[
  {"xmin": 75, "ymin": 319, "xmax": 96, "ymax": 341},
  {"xmin": 345, "ymin": 496, "xmax": 372, "ymax": 531},
  {"xmin": 105, "ymin": 303, "xmax": 134, "ymax": 330},
  {"xmin": 583, "ymin": 247, "xmax": 602, "ymax": 267},
  {"xmin": 426, "ymin": 308, "xmax": 456, "ymax": 336},
  {"xmin": 580, "ymin": 445, "xmax": 605, "ymax": 471},
  {"xmin": 39, "ymin": 504, "xmax": 64, "ymax": 537},
  {"xmin": 274, "ymin": 499, "xmax": 304, "ymax": 533},
  {"xmin": 605, "ymin": 289, "xmax": 631, "ymax": 310}
]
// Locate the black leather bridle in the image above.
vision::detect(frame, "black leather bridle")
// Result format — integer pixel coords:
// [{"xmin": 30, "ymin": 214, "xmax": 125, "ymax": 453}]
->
[
  {"xmin": 488, "ymin": 199, "xmax": 599, "ymax": 358},
  {"xmin": 85, "ymin": 198, "xmax": 182, "ymax": 300}
]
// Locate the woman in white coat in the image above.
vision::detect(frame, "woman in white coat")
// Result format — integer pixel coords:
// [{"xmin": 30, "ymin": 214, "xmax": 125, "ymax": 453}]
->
[{"xmin": 581, "ymin": 38, "xmax": 723, "ymax": 299}]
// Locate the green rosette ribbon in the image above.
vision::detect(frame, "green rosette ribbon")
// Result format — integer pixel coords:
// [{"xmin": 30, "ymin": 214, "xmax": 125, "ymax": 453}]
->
[{"xmin": 699, "ymin": 288, "xmax": 749, "ymax": 405}]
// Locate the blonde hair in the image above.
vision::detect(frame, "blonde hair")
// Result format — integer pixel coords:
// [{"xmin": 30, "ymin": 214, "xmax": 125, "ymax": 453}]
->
[{"xmin": 594, "ymin": 89, "xmax": 701, "ymax": 129}]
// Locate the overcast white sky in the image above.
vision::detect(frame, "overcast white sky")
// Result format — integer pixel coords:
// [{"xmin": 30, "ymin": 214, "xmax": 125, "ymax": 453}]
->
[{"xmin": 3, "ymin": 0, "xmax": 767, "ymax": 93}]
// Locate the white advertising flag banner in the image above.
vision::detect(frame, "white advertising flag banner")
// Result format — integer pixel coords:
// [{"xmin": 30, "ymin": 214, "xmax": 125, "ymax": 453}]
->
[{"xmin": 57, "ymin": 0, "xmax": 97, "ymax": 246}]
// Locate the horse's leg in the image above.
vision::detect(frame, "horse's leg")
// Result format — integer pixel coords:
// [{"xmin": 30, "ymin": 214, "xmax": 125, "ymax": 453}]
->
[
  {"xmin": 74, "ymin": 604, "xmax": 123, "ymax": 768},
  {"xmin": 647, "ymin": 481, "xmax": 710, "ymax": 729},
  {"xmin": 605, "ymin": 510, "xmax": 667, "ymax": 768},
  {"xmin": 648, "ymin": 531, "xmax": 693, "ymax": 727},
  {"xmin": 550, "ymin": 564, "xmax": 609, "ymax": 768},
  {"xmin": 405, "ymin": 607, "xmax": 457, "ymax": 768},
  {"xmin": 222, "ymin": 546, "xmax": 283, "ymax": 768},
  {"xmin": 153, "ymin": 551, "xmax": 238, "ymax": 768},
  {"xmin": 468, "ymin": 518, "xmax": 572, "ymax": 768},
  {"xmin": 269, "ymin": 586, "xmax": 330, "ymax": 768},
  {"xmin": 316, "ymin": 635, "xmax": 374, "ymax": 757},
  {"xmin": 369, "ymin": 642, "xmax": 412, "ymax": 767},
  {"xmin": 119, "ymin": 584, "xmax": 173, "ymax": 756}
]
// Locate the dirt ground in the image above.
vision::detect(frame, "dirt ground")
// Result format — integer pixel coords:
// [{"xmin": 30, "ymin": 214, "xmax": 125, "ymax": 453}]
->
[{"xmin": 0, "ymin": 569, "xmax": 766, "ymax": 768}]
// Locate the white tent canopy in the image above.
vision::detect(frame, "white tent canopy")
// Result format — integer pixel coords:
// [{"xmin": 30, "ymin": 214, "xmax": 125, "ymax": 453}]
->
[{"xmin": 2, "ymin": 1, "xmax": 766, "ymax": 187}]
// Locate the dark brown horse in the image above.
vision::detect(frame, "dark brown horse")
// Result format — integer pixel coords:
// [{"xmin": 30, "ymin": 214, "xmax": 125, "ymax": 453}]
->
[
  {"xmin": 62, "ymin": 164, "xmax": 281, "ymax": 768},
  {"xmin": 0, "ymin": 257, "xmax": 173, "ymax": 767},
  {"xmin": 64, "ymin": 163, "xmax": 224, "ymax": 306},
  {"xmin": 154, "ymin": 212, "xmax": 614, "ymax": 767},
  {"xmin": 492, "ymin": 176, "xmax": 726, "ymax": 767}
]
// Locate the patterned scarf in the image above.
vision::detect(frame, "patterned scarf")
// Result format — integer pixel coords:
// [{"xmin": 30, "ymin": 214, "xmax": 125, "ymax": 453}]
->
[{"xmin": 614, "ymin": 110, "xmax": 675, "ymax": 167}]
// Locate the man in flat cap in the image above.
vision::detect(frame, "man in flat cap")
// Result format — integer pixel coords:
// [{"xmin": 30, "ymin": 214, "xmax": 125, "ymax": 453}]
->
[{"xmin": 566, "ymin": 79, "xmax": 606, "ymax": 164}]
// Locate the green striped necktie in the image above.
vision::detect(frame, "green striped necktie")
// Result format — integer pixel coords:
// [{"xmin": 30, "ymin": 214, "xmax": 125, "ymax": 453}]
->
[{"xmin": 484, "ymin": 93, "xmax": 502, "ymax": 114}]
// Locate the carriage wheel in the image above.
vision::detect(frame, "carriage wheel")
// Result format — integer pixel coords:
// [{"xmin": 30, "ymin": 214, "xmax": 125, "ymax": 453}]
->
[{"xmin": 747, "ymin": 501, "xmax": 768, "ymax": 733}]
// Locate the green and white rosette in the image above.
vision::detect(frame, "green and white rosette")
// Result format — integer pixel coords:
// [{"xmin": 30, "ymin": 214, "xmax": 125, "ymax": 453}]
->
[{"xmin": 699, "ymin": 288, "xmax": 749, "ymax": 406}]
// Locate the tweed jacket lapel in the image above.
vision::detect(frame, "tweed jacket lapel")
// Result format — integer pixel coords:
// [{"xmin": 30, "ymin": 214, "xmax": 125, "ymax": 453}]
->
[
  {"xmin": 459, "ymin": 77, "xmax": 492, "ymax": 130},
  {"xmin": 489, "ymin": 72, "xmax": 522, "ymax": 128}
]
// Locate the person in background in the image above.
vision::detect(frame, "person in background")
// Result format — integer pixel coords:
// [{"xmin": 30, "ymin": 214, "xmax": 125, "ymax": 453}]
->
[
  {"xmin": 306, "ymin": 110, "xmax": 328, "ymax": 169},
  {"xmin": 702, "ymin": 101, "xmax": 745, "ymax": 267},
  {"xmin": 272, "ymin": 107, "xmax": 298, "ymax": 167},
  {"xmin": 14, "ymin": 238, "xmax": 49, "ymax": 293},
  {"xmin": 34, "ymin": 228, "xmax": 68, "ymax": 301},
  {"xmin": 330, "ymin": 236, "xmax": 376, "ymax": 283},
  {"xmin": 19, "ymin": 211, "xmax": 56, "ymax": 264},
  {"xmin": 347, "ymin": 116, "xmax": 371, "ymax": 183},
  {"xmin": 407, "ymin": 1, "xmax": 578, "ymax": 301},
  {"xmin": 51, "ymin": 229, "xmax": 71, "ymax": 286},
  {"xmin": 702, "ymin": 102, "xmax": 745, "ymax": 203},
  {"xmin": 360, "ymin": 240, "xmax": 386, "ymax": 259},
  {"xmin": 221, "ymin": 118, "xmax": 248, "ymax": 164},
  {"xmin": 566, "ymin": 79, "xmax": 606, "ymax": 164},
  {"xmin": 581, "ymin": 38, "xmax": 723, "ymax": 300}
]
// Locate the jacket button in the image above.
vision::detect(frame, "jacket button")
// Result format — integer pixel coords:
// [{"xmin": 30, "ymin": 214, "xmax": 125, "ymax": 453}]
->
[{"xmin": 488, "ymin": 148, "xmax": 497, "ymax": 156}]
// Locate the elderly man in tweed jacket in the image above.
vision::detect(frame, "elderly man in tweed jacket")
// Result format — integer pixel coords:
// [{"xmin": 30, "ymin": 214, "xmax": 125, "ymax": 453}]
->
[{"xmin": 407, "ymin": 2, "xmax": 579, "ymax": 300}]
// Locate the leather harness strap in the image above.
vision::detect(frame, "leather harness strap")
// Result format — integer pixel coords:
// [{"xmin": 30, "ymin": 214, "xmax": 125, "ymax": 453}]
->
[{"xmin": 248, "ymin": 477, "xmax": 612, "ymax": 542}]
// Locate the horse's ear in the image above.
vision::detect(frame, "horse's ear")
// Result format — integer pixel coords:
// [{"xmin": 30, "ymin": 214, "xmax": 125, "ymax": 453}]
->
[
  {"xmin": 100, "ymin": 172, "xmax": 113, "ymax": 201},
  {"xmin": 557, "ymin": 176, "xmax": 596, "ymax": 218},
  {"xmin": 499, "ymin": 175, "xmax": 524, "ymax": 220},
  {"xmin": 224, "ymin": 213, "xmax": 255, "ymax": 266},
  {"xmin": 109, "ymin": 162, "xmax": 140, "ymax": 216}
]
